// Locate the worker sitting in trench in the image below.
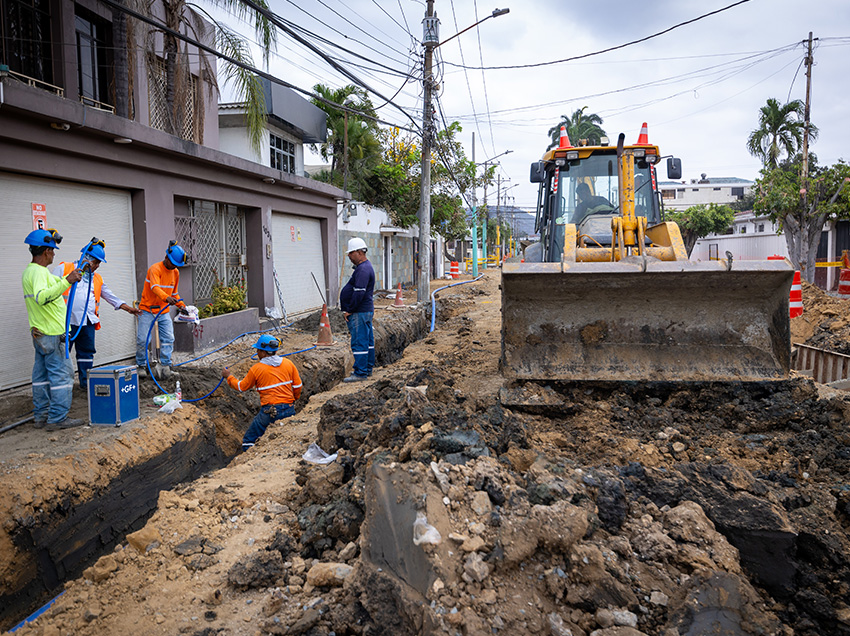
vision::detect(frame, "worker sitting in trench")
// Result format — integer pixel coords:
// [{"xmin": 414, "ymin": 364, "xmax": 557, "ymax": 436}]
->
[{"xmin": 221, "ymin": 334, "xmax": 302, "ymax": 451}]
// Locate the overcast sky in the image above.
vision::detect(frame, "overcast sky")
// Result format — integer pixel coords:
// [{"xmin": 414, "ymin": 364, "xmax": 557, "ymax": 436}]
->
[{"xmin": 212, "ymin": 0, "xmax": 850, "ymax": 210}]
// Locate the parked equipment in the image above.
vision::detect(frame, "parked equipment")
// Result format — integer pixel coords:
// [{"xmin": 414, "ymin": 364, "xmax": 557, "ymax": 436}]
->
[{"xmin": 501, "ymin": 125, "xmax": 794, "ymax": 382}]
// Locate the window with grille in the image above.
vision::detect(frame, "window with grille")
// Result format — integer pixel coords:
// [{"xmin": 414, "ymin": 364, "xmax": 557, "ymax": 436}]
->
[
  {"xmin": 148, "ymin": 56, "xmax": 198, "ymax": 142},
  {"xmin": 176, "ymin": 201, "xmax": 246, "ymax": 305},
  {"xmin": 2, "ymin": 0, "xmax": 54, "ymax": 84},
  {"xmin": 270, "ymin": 133, "xmax": 295, "ymax": 173},
  {"xmin": 661, "ymin": 189, "xmax": 674, "ymax": 200},
  {"xmin": 75, "ymin": 8, "xmax": 112, "ymax": 106}
]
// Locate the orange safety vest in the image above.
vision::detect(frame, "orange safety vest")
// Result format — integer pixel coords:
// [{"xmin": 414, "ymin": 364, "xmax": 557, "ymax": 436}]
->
[{"xmin": 61, "ymin": 261, "xmax": 103, "ymax": 330}]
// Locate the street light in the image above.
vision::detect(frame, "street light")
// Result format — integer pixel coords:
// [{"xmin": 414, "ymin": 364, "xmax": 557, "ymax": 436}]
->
[
  {"xmin": 417, "ymin": 3, "xmax": 510, "ymax": 302},
  {"xmin": 476, "ymin": 150, "xmax": 511, "ymax": 271}
]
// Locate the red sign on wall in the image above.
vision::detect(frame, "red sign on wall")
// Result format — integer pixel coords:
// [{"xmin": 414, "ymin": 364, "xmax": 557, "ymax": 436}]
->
[{"xmin": 32, "ymin": 203, "xmax": 47, "ymax": 230}]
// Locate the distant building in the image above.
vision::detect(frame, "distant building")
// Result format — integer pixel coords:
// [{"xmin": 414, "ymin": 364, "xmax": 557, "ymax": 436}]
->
[{"xmin": 659, "ymin": 174, "xmax": 753, "ymax": 212}]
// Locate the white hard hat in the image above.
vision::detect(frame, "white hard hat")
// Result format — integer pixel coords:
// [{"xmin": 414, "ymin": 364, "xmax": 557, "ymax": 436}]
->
[{"xmin": 346, "ymin": 237, "xmax": 368, "ymax": 254}]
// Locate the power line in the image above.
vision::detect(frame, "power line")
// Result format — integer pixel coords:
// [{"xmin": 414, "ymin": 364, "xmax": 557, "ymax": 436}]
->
[{"xmin": 443, "ymin": 0, "xmax": 754, "ymax": 71}]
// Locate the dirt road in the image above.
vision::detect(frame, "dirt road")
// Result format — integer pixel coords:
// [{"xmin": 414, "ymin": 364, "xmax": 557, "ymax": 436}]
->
[{"xmin": 4, "ymin": 270, "xmax": 850, "ymax": 636}]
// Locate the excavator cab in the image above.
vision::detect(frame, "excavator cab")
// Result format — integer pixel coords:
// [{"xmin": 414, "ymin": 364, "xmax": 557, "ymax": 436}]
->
[{"xmin": 503, "ymin": 125, "xmax": 794, "ymax": 383}]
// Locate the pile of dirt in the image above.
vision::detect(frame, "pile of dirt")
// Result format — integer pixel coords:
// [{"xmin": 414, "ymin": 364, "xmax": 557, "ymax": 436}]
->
[
  {"xmin": 791, "ymin": 280, "xmax": 850, "ymax": 351},
  {"xmin": 7, "ymin": 272, "xmax": 850, "ymax": 636}
]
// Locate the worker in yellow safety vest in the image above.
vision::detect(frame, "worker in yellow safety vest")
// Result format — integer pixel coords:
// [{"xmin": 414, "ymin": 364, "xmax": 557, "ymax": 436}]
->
[{"xmin": 53, "ymin": 238, "xmax": 141, "ymax": 389}]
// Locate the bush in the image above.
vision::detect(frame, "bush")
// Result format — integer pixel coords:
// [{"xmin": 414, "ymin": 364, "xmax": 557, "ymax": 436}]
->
[{"xmin": 199, "ymin": 270, "xmax": 247, "ymax": 318}]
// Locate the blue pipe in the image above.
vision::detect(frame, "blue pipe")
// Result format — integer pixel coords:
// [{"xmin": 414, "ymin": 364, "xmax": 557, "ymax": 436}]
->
[
  {"xmin": 430, "ymin": 274, "xmax": 485, "ymax": 332},
  {"xmin": 9, "ymin": 591, "xmax": 64, "ymax": 632}
]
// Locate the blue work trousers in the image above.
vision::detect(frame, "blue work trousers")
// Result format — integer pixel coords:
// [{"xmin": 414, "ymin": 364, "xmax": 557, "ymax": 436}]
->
[
  {"xmin": 136, "ymin": 310, "xmax": 175, "ymax": 367},
  {"xmin": 69, "ymin": 323, "xmax": 96, "ymax": 388},
  {"xmin": 32, "ymin": 334, "xmax": 74, "ymax": 424},
  {"xmin": 242, "ymin": 403, "xmax": 295, "ymax": 451},
  {"xmin": 347, "ymin": 311, "xmax": 375, "ymax": 377}
]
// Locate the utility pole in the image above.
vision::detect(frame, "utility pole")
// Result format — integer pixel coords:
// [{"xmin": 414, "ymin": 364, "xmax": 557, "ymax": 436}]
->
[
  {"xmin": 417, "ymin": 0, "xmax": 437, "ymax": 303},
  {"xmin": 482, "ymin": 168, "xmax": 488, "ymax": 268},
  {"xmin": 471, "ymin": 133, "xmax": 478, "ymax": 277},
  {"xmin": 800, "ymin": 31, "xmax": 813, "ymax": 212}
]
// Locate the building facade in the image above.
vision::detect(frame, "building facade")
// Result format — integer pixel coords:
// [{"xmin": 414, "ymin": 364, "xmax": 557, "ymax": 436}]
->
[
  {"xmin": 0, "ymin": 0, "xmax": 344, "ymax": 389},
  {"xmin": 659, "ymin": 175, "xmax": 753, "ymax": 212}
]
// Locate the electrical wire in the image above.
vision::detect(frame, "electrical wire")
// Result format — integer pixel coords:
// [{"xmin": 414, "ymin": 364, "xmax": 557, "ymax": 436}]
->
[{"xmin": 443, "ymin": 0, "xmax": 755, "ymax": 71}]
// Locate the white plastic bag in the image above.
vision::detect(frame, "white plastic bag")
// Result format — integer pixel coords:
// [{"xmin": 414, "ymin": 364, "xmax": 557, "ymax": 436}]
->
[
  {"xmin": 158, "ymin": 398, "xmax": 183, "ymax": 414},
  {"xmin": 265, "ymin": 306, "xmax": 283, "ymax": 319},
  {"xmin": 302, "ymin": 442, "xmax": 338, "ymax": 464},
  {"xmin": 412, "ymin": 512, "xmax": 441, "ymax": 546},
  {"xmin": 174, "ymin": 305, "xmax": 200, "ymax": 324}
]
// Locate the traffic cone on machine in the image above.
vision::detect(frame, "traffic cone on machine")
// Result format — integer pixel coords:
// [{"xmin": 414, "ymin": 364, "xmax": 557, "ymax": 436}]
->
[
  {"xmin": 315, "ymin": 303, "xmax": 335, "ymax": 345},
  {"xmin": 392, "ymin": 282, "xmax": 404, "ymax": 308},
  {"xmin": 559, "ymin": 125, "xmax": 572, "ymax": 149},
  {"xmin": 636, "ymin": 122, "xmax": 649, "ymax": 145}
]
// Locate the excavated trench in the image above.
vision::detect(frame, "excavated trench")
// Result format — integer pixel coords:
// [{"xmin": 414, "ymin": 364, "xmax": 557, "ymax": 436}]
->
[{"xmin": 0, "ymin": 305, "xmax": 428, "ymax": 631}]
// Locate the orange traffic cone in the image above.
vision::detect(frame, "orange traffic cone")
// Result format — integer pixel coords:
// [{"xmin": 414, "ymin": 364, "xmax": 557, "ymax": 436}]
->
[
  {"xmin": 559, "ymin": 125, "xmax": 572, "ymax": 149},
  {"xmin": 790, "ymin": 271, "xmax": 803, "ymax": 317},
  {"xmin": 636, "ymin": 122, "xmax": 649, "ymax": 145},
  {"xmin": 315, "ymin": 303, "xmax": 335, "ymax": 346},
  {"xmin": 390, "ymin": 282, "xmax": 404, "ymax": 309}
]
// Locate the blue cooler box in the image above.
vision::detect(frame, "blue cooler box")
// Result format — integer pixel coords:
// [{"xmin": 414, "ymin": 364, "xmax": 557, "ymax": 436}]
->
[{"xmin": 88, "ymin": 365, "xmax": 140, "ymax": 426}]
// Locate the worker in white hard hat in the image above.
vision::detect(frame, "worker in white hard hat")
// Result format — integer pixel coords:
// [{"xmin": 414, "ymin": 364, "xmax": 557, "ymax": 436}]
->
[{"xmin": 339, "ymin": 237, "xmax": 375, "ymax": 382}]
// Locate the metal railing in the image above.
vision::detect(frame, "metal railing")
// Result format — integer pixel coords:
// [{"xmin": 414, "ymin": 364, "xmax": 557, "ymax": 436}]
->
[{"xmin": 7, "ymin": 69, "xmax": 64, "ymax": 97}]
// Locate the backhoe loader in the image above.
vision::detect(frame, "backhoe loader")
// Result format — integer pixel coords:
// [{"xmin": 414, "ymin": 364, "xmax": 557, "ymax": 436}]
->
[{"xmin": 501, "ymin": 125, "xmax": 793, "ymax": 382}]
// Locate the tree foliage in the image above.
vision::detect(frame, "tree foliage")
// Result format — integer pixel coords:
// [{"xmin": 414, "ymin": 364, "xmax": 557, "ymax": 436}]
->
[
  {"xmin": 547, "ymin": 107, "xmax": 606, "ymax": 150},
  {"xmin": 364, "ymin": 122, "xmax": 483, "ymax": 241},
  {"xmin": 746, "ymin": 98, "xmax": 818, "ymax": 169},
  {"xmin": 665, "ymin": 204, "xmax": 736, "ymax": 257},
  {"xmin": 753, "ymin": 159, "xmax": 850, "ymax": 282},
  {"xmin": 309, "ymin": 84, "xmax": 381, "ymax": 198}
]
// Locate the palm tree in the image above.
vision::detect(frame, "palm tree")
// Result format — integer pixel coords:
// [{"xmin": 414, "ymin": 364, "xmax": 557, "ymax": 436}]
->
[
  {"xmin": 310, "ymin": 84, "xmax": 380, "ymax": 189},
  {"xmin": 547, "ymin": 107, "xmax": 606, "ymax": 149},
  {"xmin": 124, "ymin": 0, "xmax": 276, "ymax": 152},
  {"xmin": 746, "ymin": 98, "xmax": 818, "ymax": 169}
]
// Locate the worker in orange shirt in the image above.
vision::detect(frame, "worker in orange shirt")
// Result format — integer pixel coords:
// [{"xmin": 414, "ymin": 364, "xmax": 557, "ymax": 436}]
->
[
  {"xmin": 136, "ymin": 241, "xmax": 188, "ymax": 378},
  {"xmin": 221, "ymin": 335, "xmax": 302, "ymax": 451}
]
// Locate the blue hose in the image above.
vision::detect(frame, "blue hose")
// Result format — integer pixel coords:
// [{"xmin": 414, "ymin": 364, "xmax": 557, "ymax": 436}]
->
[
  {"xmin": 64, "ymin": 260, "xmax": 93, "ymax": 358},
  {"xmin": 430, "ymin": 274, "xmax": 485, "ymax": 332},
  {"xmin": 143, "ymin": 306, "xmax": 314, "ymax": 403}
]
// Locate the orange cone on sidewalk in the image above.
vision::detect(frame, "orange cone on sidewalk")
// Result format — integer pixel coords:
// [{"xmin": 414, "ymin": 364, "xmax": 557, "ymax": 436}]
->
[
  {"xmin": 636, "ymin": 122, "xmax": 649, "ymax": 145},
  {"xmin": 559, "ymin": 125, "xmax": 572, "ymax": 149},
  {"xmin": 392, "ymin": 283, "xmax": 404, "ymax": 307},
  {"xmin": 315, "ymin": 303, "xmax": 335, "ymax": 345}
]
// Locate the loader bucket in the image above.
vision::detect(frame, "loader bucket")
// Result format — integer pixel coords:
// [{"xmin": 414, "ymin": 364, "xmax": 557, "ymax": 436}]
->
[{"xmin": 501, "ymin": 259, "xmax": 794, "ymax": 382}]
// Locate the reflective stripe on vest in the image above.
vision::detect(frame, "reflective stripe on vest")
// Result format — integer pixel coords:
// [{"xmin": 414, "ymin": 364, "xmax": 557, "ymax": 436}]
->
[{"xmin": 61, "ymin": 261, "xmax": 103, "ymax": 330}]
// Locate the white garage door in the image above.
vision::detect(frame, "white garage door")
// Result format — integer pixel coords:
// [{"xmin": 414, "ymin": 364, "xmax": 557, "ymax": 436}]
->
[
  {"xmin": 271, "ymin": 212, "xmax": 326, "ymax": 317},
  {"xmin": 0, "ymin": 173, "xmax": 137, "ymax": 390}
]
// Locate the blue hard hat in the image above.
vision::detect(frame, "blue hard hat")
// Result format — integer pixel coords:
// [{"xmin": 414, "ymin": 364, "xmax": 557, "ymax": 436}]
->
[
  {"xmin": 82, "ymin": 238, "xmax": 107, "ymax": 263},
  {"xmin": 252, "ymin": 335, "xmax": 279, "ymax": 352},
  {"xmin": 24, "ymin": 229, "xmax": 61, "ymax": 249},
  {"xmin": 165, "ymin": 242, "xmax": 186, "ymax": 267}
]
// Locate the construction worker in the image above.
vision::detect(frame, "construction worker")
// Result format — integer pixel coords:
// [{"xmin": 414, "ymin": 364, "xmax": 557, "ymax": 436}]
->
[
  {"xmin": 574, "ymin": 182, "xmax": 613, "ymax": 222},
  {"xmin": 22, "ymin": 229, "xmax": 85, "ymax": 430},
  {"xmin": 136, "ymin": 241, "xmax": 188, "ymax": 378},
  {"xmin": 221, "ymin": 335, "xmax": 302, "ymax": 451},
  {"xmin": 339, "ymin": 236, "xmax": 375, "ymax": 382},
  {"xmin": 53, "ymin": 238, "xmax": 141, "ymax": 389}
]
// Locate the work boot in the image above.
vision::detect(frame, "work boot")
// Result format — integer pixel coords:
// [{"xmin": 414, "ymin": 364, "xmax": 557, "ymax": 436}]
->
[
  {"xmin": 342, "ymin": 374, "xmax": 368, "ymax": 383},
  {"xmin": 137, "ymin": 366, "xmax": 149, "ymax": 378},
  {"xmin": 160, "ymin": 366, "xmax": 179, "ymax": 379},
  {"xmin": 33, "ymin": 419, "xmax": 47, "ymax": 429},
  {"xmin": 46, "ymin": 417, "xmax": 85, "ymax": 431}
]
